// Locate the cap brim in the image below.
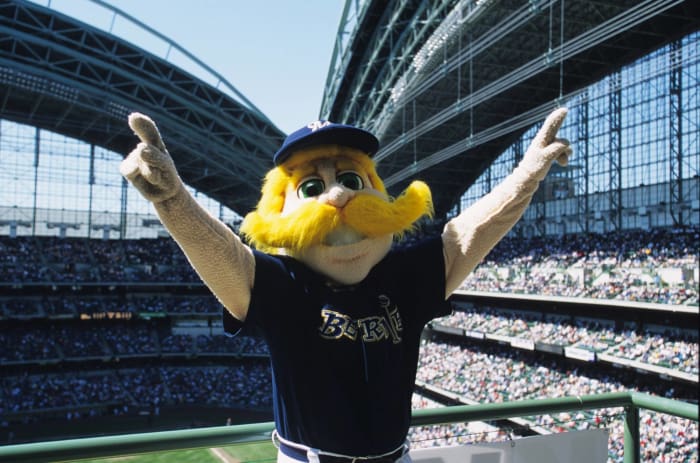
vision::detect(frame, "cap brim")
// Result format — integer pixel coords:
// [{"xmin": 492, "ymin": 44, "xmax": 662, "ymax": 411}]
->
[{"xmin": 273, "ymin": 126, "xmax": 378, "ymax": 165}]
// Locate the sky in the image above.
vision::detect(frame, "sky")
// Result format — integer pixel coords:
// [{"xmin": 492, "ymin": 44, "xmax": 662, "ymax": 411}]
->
[{"xmin": 36, "ymin": 0, "xmax": 346, "ymax": 134}]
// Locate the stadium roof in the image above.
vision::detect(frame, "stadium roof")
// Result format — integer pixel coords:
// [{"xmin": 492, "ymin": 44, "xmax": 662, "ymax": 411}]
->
[
  {"xmin": 0, "ymin": 0, "xmax": 285, "ymax": 216},
  {"xmin": 321, "ymin": 0, "xmax": 699, "ymax": 217},
  {"xmin": 1, "ymin": 0, "xmax": 698, "ymax": 218}
]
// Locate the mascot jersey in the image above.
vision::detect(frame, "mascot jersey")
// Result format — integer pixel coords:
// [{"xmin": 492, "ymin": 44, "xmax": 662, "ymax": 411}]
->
[{"xmin": 224, "ymin": 234, "xmax": 452, "ymax": 455}]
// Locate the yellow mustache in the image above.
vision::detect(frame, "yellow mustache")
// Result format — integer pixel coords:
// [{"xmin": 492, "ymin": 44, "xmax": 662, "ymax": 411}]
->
[{"xmin": 241, "ymin": 181, "xmax": 433, "ymax": 253}]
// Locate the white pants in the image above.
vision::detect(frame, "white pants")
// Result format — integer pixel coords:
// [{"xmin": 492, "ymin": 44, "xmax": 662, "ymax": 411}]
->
[{"xmin": 277, "ymin": 449, "xmax": 413, "ymax": 463}]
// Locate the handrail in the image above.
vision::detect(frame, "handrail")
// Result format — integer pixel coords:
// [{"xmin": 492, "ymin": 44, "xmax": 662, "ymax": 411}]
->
[{"xmin": 0, "ymin": 392, "xmax": 696, "ymax": 463}]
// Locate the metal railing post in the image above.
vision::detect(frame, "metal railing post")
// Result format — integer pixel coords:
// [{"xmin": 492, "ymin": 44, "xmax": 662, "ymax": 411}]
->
[{"xmin": 623, "ymin": 405, "xmax": 640, "ymax": 463}]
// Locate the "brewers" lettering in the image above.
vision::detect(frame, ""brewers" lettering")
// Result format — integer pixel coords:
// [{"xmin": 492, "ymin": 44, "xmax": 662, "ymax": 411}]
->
[{"xmin": 318, "ymin": 302, "xmax": 402, "ymax": 344}]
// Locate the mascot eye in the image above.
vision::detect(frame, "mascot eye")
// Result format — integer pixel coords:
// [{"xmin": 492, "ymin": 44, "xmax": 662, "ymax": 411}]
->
[
  {"xmin": 297, "ymin": 178, "xmax": 326, "ymax": 198},
  {"xmin": 336, "ymin": 172, "xmax": 364, "ymax": 191}
]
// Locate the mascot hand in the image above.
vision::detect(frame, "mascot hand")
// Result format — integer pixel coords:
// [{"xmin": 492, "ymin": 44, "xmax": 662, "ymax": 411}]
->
[
  {"xmin": 120, "ymin": 113, "xmax": 183, "ymax": 203},
  {"xmin": 519, "ymin": 108, "xmax": 572, "ymax": 181}
]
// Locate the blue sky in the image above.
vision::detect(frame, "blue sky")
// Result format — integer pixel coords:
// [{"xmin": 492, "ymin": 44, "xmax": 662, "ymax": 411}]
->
[{"xmin": 34, "ymin": 0, "xmax": 345, "ymax": 134}]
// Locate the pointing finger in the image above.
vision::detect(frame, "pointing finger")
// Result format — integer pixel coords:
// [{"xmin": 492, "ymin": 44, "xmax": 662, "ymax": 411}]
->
[
  {"xmin": 128, "ymin": 112, "xmax": 166, "ymax": 152},
  {"xmin": 533, "ymin": 108, "xmax": 568, "ymax": 147}
]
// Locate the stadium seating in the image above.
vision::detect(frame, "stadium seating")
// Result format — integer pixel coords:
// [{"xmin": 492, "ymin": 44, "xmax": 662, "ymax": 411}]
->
[{"xmin": 1, "ymin": 226, "xmax": 697, "ymax": 461}]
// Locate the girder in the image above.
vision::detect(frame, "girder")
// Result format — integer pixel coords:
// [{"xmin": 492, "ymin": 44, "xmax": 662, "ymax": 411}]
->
[
  {"xmin": 0, "ymin": 0, "xmax": 286, "ymax": 216},
  {"xmin": 322, "ymin": 0, "xmax": 699, "ymax": 218}
]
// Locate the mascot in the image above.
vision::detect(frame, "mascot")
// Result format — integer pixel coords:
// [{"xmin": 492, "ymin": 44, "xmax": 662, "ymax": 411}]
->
[{"xmin": 120, "ymin": 108, "xmax": 571, "ymax": 463}]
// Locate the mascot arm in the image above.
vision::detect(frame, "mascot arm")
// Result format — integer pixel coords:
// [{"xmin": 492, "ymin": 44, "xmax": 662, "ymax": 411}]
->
[
  {"xmin": 120, "ymin": 113, "xmax": 254, "ymax": 321},
  {"xmin": 442, "ymin": 108, "xmax": 571, "ymax": 296}
]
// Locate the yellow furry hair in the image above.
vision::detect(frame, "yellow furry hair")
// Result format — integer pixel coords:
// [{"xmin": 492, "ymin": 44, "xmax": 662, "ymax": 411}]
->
[{"xmin": 240, "ymin": 146, "xmax": 432, "ymax": 253}]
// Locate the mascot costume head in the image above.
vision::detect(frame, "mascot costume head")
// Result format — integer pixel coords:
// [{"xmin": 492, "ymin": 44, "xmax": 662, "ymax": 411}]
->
[{"xmin": 240, "ymin": 121, "xmax": 433, "ymax": 285}]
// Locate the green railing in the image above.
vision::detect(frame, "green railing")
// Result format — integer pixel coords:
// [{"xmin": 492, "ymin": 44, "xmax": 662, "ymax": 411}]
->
[{"xmin": 0, "ymin": 391, "xmax": 696, "ymax": 463}]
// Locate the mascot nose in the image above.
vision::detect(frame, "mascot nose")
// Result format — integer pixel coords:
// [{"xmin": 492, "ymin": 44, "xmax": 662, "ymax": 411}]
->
[{"xmin": 322, "ymin": 184, "xmax": 354, "ymax": 208}]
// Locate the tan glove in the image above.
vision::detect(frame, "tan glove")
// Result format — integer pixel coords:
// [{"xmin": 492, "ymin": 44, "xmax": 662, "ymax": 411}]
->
[
  {"xmin": 514, "ymin": 107, "xmax": 571, "ymax": 181},
  {"xmin": 443, "ymin": 108, "xmax": 572, "ymax": 296},
  {"xmin": 120, "ymin": 113, "xmax": 184, "ymax": 204}
]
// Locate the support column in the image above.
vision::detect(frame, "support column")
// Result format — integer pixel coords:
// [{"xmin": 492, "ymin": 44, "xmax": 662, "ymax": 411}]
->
[
  {"xmin": 669, "ymin": 39, "xmax": 683, "ymax": 226},
  {"xmin": 576, "ymin": 91, "xmax": 589, "ymax": 234},
  {"xmin": 32, "ymin": 127, "xmax": 40, "ymax": 236},
  {"xmin": 608, "ymin": 72, "xmax": 622, "ymax": 231}
]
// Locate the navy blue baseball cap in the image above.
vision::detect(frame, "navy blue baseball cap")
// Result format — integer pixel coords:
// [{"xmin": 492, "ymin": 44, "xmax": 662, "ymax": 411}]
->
[{"xmin": 273, "ymin": 120, "xmax": 379, "ymax": 165}]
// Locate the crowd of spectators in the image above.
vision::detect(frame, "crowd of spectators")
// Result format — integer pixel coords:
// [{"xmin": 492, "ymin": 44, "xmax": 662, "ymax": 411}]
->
[
  {"xmin": 1, "ymin": 226, "xmax": 697, "ymax": 306},
  {"xmin": 415, "ymin": 338, "xmax": 698, "ymax": 463},
  {"xmin": 2, "ymin": 329, "xmax": 694, "ymax": 462},
  {"xmin": 2, "ymin": 312, "xmax": 695, "ymax": 462},
  {"xmin": 0, "ymin": 294, "xmax": 225, "ymax": 318},
  {"xmin": 1, "ymin": 363, "xmax": 272, "ymax": 421},
  {"xmin": 0, "ymin": 236, "xmax": 200, "ymax": 283},
  {"xmin": 2, "ymin": 302, "xmax": 695, "ymax": 378},
  {"xmin": 1, "ymin": 226, "xmax": 697, "ymax": 461},
  {"xmin": 0, "ymin": 322, "xmax": 269, "ymax": 364},
  {"xmin": 459, "ymin": 226, "xmax": 698, "ymax": 305},
  {"xmin": 436, "ymin": 306, "xmax": 698, "ymax": 375}
]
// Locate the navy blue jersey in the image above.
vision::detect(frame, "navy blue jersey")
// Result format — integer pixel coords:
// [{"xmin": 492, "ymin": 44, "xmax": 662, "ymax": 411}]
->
[{"xmin": 223, "ymin": 235, "xmax": 452, "ymax": 455}]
